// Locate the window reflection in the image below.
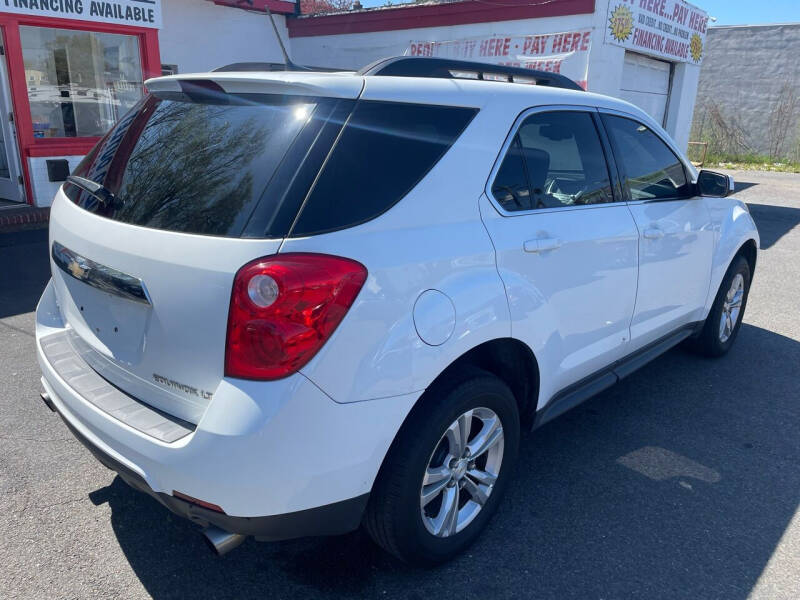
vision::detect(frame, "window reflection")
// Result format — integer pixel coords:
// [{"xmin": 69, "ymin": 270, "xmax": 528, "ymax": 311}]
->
[
  {"xmin": 66, "ymin": 97, "xmax": 317, "ymax": 237},
  {"xmin": 20, "ymin": 27, "xmax": 143, "ymax": 138},
  {"xmin": 602, "ymin": 116, "xmax": 691, "ymax": 200},
  {"xmin": 492, "ymin": 111, "xmax": 614, "ymax": 211}
]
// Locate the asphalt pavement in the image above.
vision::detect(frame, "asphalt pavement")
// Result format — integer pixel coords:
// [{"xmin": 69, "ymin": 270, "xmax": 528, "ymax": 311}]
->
[{"xmin": 1, "ymin": 170, "xmax": 798, "ymax": 599}]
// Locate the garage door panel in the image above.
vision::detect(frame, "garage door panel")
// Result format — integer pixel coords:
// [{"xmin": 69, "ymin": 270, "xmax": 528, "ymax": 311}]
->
[
  {"xmin": 619, "ymin": 52, "xmax": 671, "ymax": 126},
  {"xmin": 618, "ymin": 89, "xmax": 668, "ymax": 125},
  {"xmin": 621, "ymin": 53, "xmax": 671, "ymax": 93}
]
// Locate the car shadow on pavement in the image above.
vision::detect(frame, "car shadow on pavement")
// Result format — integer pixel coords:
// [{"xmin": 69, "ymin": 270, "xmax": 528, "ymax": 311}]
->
[
  {"xmin": 0, "ymin": 228, "xmax": 49, "ymax": 319},
  {"xmin": 747, "ymin": 202, "xmax": 800, "ymax": 250},
  {"xmin": 93, "ymin": 322, "xmax": 800, "ymax": 600},
  {"xmin": 734, "ymin": 180, "xmax": 758, "ymax": 194}
]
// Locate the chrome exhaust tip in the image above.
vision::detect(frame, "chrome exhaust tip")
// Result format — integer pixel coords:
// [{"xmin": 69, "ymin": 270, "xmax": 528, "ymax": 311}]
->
[
  {"xmin": 202, "ymin": 526, "xmax": 246, "ymax": 556},
  {"xmin": 40, "ymin": 392, "xmax": 56, "ymax": 412}
]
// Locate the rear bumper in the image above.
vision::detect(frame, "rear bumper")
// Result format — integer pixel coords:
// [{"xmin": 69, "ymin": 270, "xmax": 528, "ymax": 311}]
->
[
  {"xmin": 46, "ymin": 395, "xmax": 368, "ymax": 539},
  {"xmin": 36, "ymin": 279, "xmax": 418, "ymax": 526}
]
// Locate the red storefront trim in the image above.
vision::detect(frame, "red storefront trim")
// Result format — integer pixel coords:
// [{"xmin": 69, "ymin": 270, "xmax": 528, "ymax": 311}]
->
[
  {"xmin": 0, "ymin": 14, "xmax": 161, "ymax": 204},
  {"xmin": 287, "ymin": 0, "xmax": 596, "ymax": 38},
  {"xmin": 26, "ymin": 140, "xmax": 101, "ymax": 158}
]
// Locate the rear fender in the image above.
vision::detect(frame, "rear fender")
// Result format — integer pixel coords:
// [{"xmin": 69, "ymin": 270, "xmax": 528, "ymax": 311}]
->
[{"xmin": 285, "ymin": 220, "xmax": 512, "ymax": 403}]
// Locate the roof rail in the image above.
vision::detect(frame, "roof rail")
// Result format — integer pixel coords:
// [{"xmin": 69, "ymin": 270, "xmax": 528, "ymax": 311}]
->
[
  {"xmin": 213, "ymin": 62, "xmax": 344, "ymax": 73},
  {"xmin": 359, "ymin": 56, "xmax": 584, "ymax": 91}
]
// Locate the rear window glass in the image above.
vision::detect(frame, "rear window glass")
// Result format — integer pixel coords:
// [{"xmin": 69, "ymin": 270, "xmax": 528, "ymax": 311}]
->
[
  {"xmin": 65, "ymin": 92, "xmax": 322, "ymax": 237},
  {"xmin": 290, "ymin": 101, "xmax": 477, "ymax": 237}
]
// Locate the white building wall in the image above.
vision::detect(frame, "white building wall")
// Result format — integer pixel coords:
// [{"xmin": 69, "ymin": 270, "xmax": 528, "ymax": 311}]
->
[
  {"xmin": 289, "ymin": 4, "xmax": 699, "ymax": 149},
  {"xmin": 29, "ymin": 156, "xmax": 83, "ymax": 208},
  {"xmin": 665, "ymin": 61, "xmax": 701, "ymax": 151},
  {"xmin": 159, "ymin": 0, "xmax": 289, "ymax": 74}
]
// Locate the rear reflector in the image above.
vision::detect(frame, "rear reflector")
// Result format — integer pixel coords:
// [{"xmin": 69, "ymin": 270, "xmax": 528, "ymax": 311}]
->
[
  {"xmin": 173, "ymin": 490, "xmax": 226, "ymax": 514},
  {"xmin": 225, "ymin": 253, "xmax": 367, "ymax": 380}
]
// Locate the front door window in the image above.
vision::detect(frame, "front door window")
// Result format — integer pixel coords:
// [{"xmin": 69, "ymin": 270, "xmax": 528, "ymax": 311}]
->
[{"xmin": 601, "ymin": 115, "xmax": 691, "ymax": 200}]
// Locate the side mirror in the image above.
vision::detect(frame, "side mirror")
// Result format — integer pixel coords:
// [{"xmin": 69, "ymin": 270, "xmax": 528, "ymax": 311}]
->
[{"xmin": 697, "ymin": 170, "xmax": 734, "ymax": 197}]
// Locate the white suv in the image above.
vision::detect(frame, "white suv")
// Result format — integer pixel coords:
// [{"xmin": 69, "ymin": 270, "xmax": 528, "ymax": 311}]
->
[{"xmin": 36, "ymin": 57, "xmax": 759, "ymax": 564}]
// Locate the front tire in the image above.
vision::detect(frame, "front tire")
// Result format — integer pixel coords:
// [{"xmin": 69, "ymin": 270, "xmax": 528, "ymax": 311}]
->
[
  {"xmin": 688, "ymin": 255, "xmax": 751, "ymax": 357},
  {"xmin": 364, "ymin": 369, "xmax": 520, "ymax": 565}
]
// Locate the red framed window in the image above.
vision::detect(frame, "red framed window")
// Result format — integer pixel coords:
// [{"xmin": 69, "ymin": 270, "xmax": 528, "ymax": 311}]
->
[
  {"xmin": 21, "ymin": 26, "xmax": 147, "ymax": 140},
  {"xmin": 0, "ymin": 14, "xmax": 160, "ymax": 203}
]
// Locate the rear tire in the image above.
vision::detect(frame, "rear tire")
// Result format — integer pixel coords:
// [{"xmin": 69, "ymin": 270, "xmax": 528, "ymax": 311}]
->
[
  {"xmin": 364, "ymin": 368, "xmax": 520, "ymax": 565},
  {"xmin": 687, "ymin": 255, "xmax": 751, "ymax": 357}
]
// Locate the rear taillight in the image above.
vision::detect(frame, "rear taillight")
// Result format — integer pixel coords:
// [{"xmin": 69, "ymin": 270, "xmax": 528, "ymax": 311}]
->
[{"xmin": 225, "ymin": 253, "xmax": 367, "ymax": 380}]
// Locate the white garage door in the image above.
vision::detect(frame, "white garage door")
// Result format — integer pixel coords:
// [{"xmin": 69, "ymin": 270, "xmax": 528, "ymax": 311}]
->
[{"xmin": 619, "ymin": 52, "xmax": 671, "ymax": 126}]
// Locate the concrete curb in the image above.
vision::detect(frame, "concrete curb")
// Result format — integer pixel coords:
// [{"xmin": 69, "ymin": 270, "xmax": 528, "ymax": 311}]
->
[{"xmin": 0, "ymin": 206, "xmax": 50, "ymax": 232}]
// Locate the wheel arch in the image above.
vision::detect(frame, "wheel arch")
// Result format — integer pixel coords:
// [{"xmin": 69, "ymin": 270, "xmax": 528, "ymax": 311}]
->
[
  {"xmin": 367, "ymin": 337, "xmax": 538, "ymax": 506},
  {"xmin": 422, "ymin": 338, "xmax": 540, "ymax": 426},
  {"xmin": 736, "ymin": 238, "xmax": 758, "ymax": 276},
  {"xmin": 390, "ymin": 338, "xmax": 540, "ymax": 450},
  {"xmin": 704, "ymin": 200, "xmax": 759, "ymax": 315}
]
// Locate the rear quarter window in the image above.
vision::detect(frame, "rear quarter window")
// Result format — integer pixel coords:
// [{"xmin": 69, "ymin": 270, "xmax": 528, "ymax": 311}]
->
[{"xmin": 289, "ymin": 101, "xmax": 477, "ymax": 237}]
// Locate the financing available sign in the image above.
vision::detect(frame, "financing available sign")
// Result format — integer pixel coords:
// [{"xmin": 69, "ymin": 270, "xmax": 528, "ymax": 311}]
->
[
  {"xmin": 1, "ymin": 0, "xmax": 162, "ymax": 28},
  {"xmin": 606, "ymin": 0, "xmax": 708, "ymax": 64},
  {"xmin": 406, "ymin": 29, "xmax": 593, "ymax": 90}
]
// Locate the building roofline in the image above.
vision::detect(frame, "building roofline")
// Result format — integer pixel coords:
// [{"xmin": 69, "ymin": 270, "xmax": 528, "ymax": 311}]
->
[
  {"xmin": 710, "ymin": 22, "xmax": 800, "ymax": 29},
  {"xmin": 212, "ymin": 0, "xmax": 296, "ymax": 15}
]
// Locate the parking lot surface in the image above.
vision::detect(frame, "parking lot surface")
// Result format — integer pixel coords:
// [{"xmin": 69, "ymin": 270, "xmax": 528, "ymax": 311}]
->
[{"xmin": 1, "ymin": 170, "xmax": 799, "ymax": 599}]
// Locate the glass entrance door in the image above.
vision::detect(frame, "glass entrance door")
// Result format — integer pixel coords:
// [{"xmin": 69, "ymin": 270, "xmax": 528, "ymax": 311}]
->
[{"xmin": 0, "ymin": 30, "xmax": 24, "ymax": 203}]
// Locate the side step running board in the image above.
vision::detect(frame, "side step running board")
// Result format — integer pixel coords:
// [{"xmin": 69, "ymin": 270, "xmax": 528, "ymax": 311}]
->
[{"xmin": 534, "ymin": 324, "xmax": 699, "ymax": 428}]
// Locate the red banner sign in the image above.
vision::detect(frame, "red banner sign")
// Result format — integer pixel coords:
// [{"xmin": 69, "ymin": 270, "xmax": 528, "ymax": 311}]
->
[{"xmin": 406, "ymin": 29, "xmax": 592, "ymax": 90}]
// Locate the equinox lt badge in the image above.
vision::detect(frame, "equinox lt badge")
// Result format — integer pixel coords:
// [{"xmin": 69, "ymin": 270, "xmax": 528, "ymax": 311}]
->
[{"xmin": 153, "ymin": 373, "xmax": 213, "ymax": 400}]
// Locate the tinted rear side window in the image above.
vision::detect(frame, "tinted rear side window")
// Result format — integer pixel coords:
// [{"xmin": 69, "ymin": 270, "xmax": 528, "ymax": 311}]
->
[
  {"xmin": 65, "ymin": 93, "xmax": 325, "ymax": 237},
  {"xmin": 290, "ymin": 101, "xmax": 477, "ymax": 236},
  {"xmin": 515, "ymin": 111, "xmax": 614, "ymax": 208}
]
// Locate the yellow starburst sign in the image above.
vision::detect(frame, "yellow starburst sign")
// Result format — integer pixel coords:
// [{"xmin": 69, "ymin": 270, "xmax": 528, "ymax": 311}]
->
[
  {"xmin": 609, "ymin": 4, "xmax": 634, "ymax": 43},
  {"xmin": 690, "ymin": 33, "xmax": 703, "ymax": 62}
]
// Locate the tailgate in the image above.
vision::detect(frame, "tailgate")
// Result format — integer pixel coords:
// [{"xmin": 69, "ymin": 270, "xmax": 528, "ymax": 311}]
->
[
  {"xmin": 49, "ymin": 195, "xmax": 281, "ymax": 424},
  {"xmin": 44, "ymin": 74, "xmax": 363, "ymax": 423}
]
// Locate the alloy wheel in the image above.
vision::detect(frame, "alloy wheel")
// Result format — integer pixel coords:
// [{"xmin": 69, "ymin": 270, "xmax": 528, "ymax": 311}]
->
[
  {"xmin": 419, "ymin": 407, "xmax": 504, "ymax": 538},
  {"xmin": 719, "ymin": 273, "xmax": 745, "ymax": 343}
]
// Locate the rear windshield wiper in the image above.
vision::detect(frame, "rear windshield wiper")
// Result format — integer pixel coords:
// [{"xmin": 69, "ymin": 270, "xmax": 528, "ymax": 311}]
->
[{"xmin": 66, "ymin": 175, "xmax": 121, "ymax": 208}]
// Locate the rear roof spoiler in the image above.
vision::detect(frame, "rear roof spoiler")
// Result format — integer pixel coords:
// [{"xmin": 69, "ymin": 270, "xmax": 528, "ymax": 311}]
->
[
  {"xmin": 213, "ymin": 62, "xmax": 347, "ymax": 73},
  {"xmin": 359, "ymin": 56, "xmax": 584, "ymax": 91},
  {"xmin": 145, "ymin": 73, "xmax": 363, "ymax": 100}
]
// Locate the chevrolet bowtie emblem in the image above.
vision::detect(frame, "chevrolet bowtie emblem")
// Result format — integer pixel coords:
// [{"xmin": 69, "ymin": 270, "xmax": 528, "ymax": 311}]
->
[
  {"xmin": 52, "ymin": 242, "xmax": 151, "ymax": 305},
  {"xmin": 67, "ymin": 259, "xmax": 88, "ymax": 280}
]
